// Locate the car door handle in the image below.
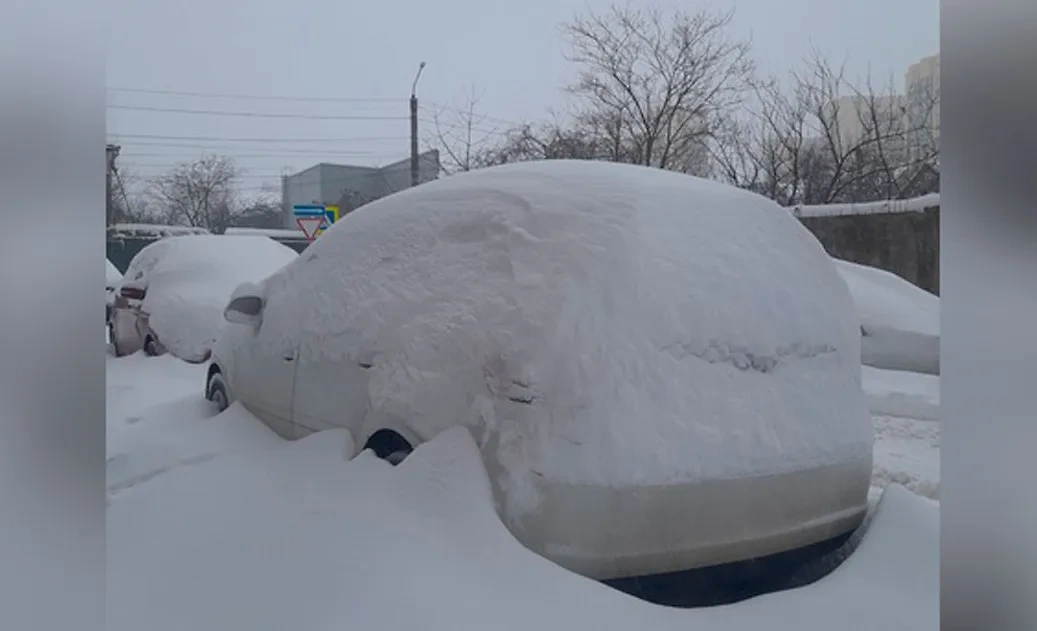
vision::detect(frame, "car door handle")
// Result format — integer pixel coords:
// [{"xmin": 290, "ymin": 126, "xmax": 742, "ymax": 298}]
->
[{"xmin": 282, "ymin": 355, "xmax": 295, "ymax": 362}]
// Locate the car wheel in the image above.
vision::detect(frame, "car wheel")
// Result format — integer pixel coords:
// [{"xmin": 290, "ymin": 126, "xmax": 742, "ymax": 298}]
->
[
  {"xmin": 206, "ymin": 372, "xmax": 230, "ymax": 413},
  {"xmin": 143, "ymin": 336, "xmax": 161, "ymax": 357},
  {"xmin": 364, "ymin": 429, "xmax": 414, "ymax": 466}
]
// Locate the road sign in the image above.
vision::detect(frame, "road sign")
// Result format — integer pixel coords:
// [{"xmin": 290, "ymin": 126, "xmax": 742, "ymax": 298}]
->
[
  {"xmin": 292, "ymin": 204, "xmax": 325, "ymax": 217},
  {"xmin": 293, "ymin": 204, "xmax": 339, "ymax": 239},
  {"xmin": 318, "ymin": 205, "xmax": 339, "ymax": 235},
  {"xmin": 296, "ymin": 216, "xmax": 325, "ymax": 241}
]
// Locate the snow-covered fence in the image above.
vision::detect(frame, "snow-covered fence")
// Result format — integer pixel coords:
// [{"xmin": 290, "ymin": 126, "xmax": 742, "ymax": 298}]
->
[{"xmin": 788, "ymin": 194, "xmax": 940, "ymax": 219}]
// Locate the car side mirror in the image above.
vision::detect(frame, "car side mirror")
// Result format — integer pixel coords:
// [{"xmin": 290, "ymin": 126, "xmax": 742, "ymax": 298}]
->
[{"xmin": 224, "ymin": 283, "xmax": 265, "ymax": 326}]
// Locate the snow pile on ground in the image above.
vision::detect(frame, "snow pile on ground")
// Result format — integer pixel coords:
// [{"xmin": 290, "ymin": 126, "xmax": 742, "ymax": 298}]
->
[
  {"xmin": 835, "ymin": 259, "xmax": 940, "ymax": 374},
  {"xmin": 862, "ymin": 367, "xmax": 940, "ymax": 421},
  {"xmin": 859, "ymin": 367, "xmax": 940, "ymax": 500},
  {"xmin": 119, "ymin": 235, "xmax": 297, "ymax": 362},
  {"xmin": 107, "ymin": 405, "xmax": 937, "ymax": 631},
  {"xmin": 106, "ymin": 258, "xmax": 123, "ymax": 287},
  {"xmin": 256, "ymin": 160, "xmax": 872, "ymax": 517}
]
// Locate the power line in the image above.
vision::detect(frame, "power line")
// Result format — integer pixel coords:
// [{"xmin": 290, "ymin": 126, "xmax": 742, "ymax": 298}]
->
[
  {"xmin": 115, "ymin": 141, "xmax": 391, "ymax": 154},
  {"xmin": 106, "ymin": 133, "xmax": 409, "ymax": 143},
  {"xmin": 106, "ymin": 86, "xmax": 406, "ymax": 103},
  {"xmin": 108, "ymin": 104, "xmax": 408, "ymax": 120},
  {"xmin": 121, "ymin": 152, "xmax": 401, "ymax": 160},
  {"xmin": 106, "ymin": 85, "xmax": 526, "ymax": 128}
]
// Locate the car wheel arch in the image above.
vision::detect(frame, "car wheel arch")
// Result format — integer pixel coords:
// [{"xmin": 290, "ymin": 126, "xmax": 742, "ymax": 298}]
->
[{"xmin": 358, "ymin": 423, "xmax": 422, "ymax": 461}]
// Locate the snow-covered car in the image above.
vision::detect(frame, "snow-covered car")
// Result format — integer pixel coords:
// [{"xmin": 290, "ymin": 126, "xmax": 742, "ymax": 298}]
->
[
  {"xmin": 110, "ymin": 234, "xmax": 298, "ymax": 362},
  {"xmin": 206, "ymin": 160, "xmax": 874, "ymax": 581},
  {"xmin": 107, "ymin": 258, "xmax": 123, "ymax": 323},
  {"xmin": 835, "ymin": 259, "xmax": 940, "ymax": 375}
]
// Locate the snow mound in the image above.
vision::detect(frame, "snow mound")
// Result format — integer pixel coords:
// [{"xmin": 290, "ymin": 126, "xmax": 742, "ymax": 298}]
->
[
  {"xmin": 120, "ymin": 235, "xmax": 297, "ymax": 362},
  {"xmin": 107, "ymin": 421, "xmax": 937, "ymax": 631},
  {"xmin": 862, "ymin": 367, "xmax": 940, "ymax": 421},
  {"xmin": 835, "ymin": 259, "xmax": 940, "ymax": 374},
  {"xmin": 257, "ymin": 160, "xmax": 871, "ymax": 496},
  {"xmin": 106, "ymin": 258, "xmax": 123, "ymax": 287}
]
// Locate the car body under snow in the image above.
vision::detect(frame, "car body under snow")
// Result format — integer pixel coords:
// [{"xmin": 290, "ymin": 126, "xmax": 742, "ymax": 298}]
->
[
  {"xmin": 835, "ymin": 259, "xmax": 940, "ymax": 375},
  {"xmin": 206, "ymin": 160, "xmax": 874, "ymax": 580},
  {"xmin": 110, "ymin": 234, "xmax": 298, "ymax": 362}
]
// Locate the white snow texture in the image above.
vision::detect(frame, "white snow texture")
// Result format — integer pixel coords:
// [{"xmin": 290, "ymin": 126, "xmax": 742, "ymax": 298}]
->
[
  {"xmin": 120, "ymin": 234, "xmax": 297, "ymax": 361},
  {"xmin": 835, "ymin": 259, "xmax": 940, "ymax": 374},
  {"xmin": 106, "ymin": 419, "xmax": 937, "ymax": 631},
  {"xmin": 256, "ymin": 160, "xmax": 872, "ymax": 508},
  {"xmin": 106, "ymin": 258, "xmax": 123, "ymax": 287}
]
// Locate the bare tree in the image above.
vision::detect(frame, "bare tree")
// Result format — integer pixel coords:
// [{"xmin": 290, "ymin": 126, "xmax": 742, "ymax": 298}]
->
[
  {"xmin": 149, "ymin": 155, "xmax": 240, "ymax": 233},
  {"xmin": 234, "ymin": 196, "xmax": 283, "ymax": 230},
  {"xmin": 563, "ymin": 4, "xmax": 754, "ymax": 171},
  {"xmin": 428, "ymin": 85, "xmax": 504, "ymax": 174},
  {"xmin": 712, "ymin": 50, "xmax": 940, "ymax": 205}
]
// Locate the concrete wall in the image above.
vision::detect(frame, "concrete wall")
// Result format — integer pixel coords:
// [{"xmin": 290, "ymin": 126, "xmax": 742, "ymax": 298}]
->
[{"xmin": 798, "ymin": 207, "xmax": 940, "ymax": 295}]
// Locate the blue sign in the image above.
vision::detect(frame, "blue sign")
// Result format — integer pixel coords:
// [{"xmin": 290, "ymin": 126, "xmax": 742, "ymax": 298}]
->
[{"xmin": 292, "ymin": 204, "xmax": 325, "ymax": 217}]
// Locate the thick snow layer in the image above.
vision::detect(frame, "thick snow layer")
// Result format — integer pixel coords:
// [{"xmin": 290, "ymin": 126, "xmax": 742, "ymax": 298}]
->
[
  {"xmin": 256, "ymin": 160, "xmax": 871, "ymax": 497},
  {"xmin": 106, "ymin": 363, "xmax": 938, "ymax": 631},
  {"xmin": 836, "ymin": 259, "xmax": 940, "ymax": 374},
  {"xmin": 106, "ymin": 258, "xmax": 123, "ymax": 287},
  {"xmin": 106, "ymin": 352, "xmax": 939, "ymax": 631},
  {"xmin": 790, "ymin": 194, "xmax": 939, "ymax": 218},
  {"xmin": 836, "ymin": 260, "xmax": 938, "ymax": 336},
  {"xmin": 119, "ymin": 235, "xmax": 297, "ymax": 362}
]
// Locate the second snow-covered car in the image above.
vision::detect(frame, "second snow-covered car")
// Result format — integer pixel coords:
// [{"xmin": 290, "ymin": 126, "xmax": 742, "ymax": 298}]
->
[
  {"xmin": 110, "ymin": 234, "xmax": 298, "ymax": 362},
  {"xmin": 206, "ymin": 160, "xmax": 874, "ymax": 582}
]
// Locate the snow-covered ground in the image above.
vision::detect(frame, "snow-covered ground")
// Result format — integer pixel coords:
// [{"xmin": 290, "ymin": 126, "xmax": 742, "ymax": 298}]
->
[{"xmin": 106, "ymin": 353, "xmax": 938, "ymax": 630}]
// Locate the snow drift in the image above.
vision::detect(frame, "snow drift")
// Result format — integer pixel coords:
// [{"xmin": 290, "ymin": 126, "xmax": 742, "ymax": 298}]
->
[
  {"xmin": 107, "ymin": 422, "xmax": 937, "ymax": 631},
  {"xmin": 255, "ymin": 160, "xmax": 872, "ymax": 514},
  {"xmin": 835, "ymin": 260, "xmax": 940, "ymax": 375},
  {"xmin": 119, "ymin": 235, "xmax": 297, "ymax": 362}
]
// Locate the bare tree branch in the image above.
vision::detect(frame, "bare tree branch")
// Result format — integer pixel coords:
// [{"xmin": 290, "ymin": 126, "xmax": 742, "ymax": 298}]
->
[
  {"xmin": 148, "ymin": 155, "xmax": 240, "ymax": 233},
  {"xmin": 562, "ymin": 4, "xmax": 754, "ymax": 171}
]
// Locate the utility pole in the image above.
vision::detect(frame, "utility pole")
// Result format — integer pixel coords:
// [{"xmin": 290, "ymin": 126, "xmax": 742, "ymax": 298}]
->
[
  {"xmin": 106, "ymin": 144, "xmax": 121, "ymax": 226},
  {"xmin": 410, "ymin": 61, "xmax": 426, "ymax": 188}
]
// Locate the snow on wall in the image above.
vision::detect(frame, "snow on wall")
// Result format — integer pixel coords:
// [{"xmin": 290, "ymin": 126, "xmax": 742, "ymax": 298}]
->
[
  {"xmin": 257, "ymin": 160, "xmax": 872, "ymax": 511},
  {"xmin": 789, "ymin": 194, "xmax": 939, "ymax": 218},
  {"xmin": 109, "ymin": 223, "xmax": 211, "ymax": 238},
  {"xmin": 224, "ymin": 227, "xmax": 308, "ymax": 239}
]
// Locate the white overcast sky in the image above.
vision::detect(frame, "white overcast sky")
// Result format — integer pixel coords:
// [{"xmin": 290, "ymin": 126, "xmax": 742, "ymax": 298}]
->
[{"xmin": 106, "ymin": 0, "xmax": 939, "ymax": 196}]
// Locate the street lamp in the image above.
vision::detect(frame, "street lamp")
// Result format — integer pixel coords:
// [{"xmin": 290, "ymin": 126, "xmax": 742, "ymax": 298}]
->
[{"xmin": 410, "ymin": 61, "xmax": 426, "ymax": 187}]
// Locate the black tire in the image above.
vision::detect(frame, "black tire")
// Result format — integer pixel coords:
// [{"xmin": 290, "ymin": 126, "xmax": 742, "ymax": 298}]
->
[
  {"xmin": 206, "ymin": 372, "xmax": 230, "ymax": 412},
  {"xmin": 143, "ymin": 336, "xmax": 161, "ymax": 357},
  {"xmin": 364, "ymin": 429, "xmax": 414, "ymax": 465},
  {"xmin": 386, "ymin": 450, "xmax": 410, "ymax": 465}
]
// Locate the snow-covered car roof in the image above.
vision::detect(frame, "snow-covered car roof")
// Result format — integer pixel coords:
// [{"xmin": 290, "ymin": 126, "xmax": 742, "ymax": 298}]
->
[
  {"xmin": 122, "ymin": 234, "xmax": 298, "ymax": 362},
  {"xmin": 257, "ymin": 160, "xmax": 870, "ymax": 508},
  {"xmin": 834, "ymin": 260, "xmax": 939, "ymax": 337}
]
